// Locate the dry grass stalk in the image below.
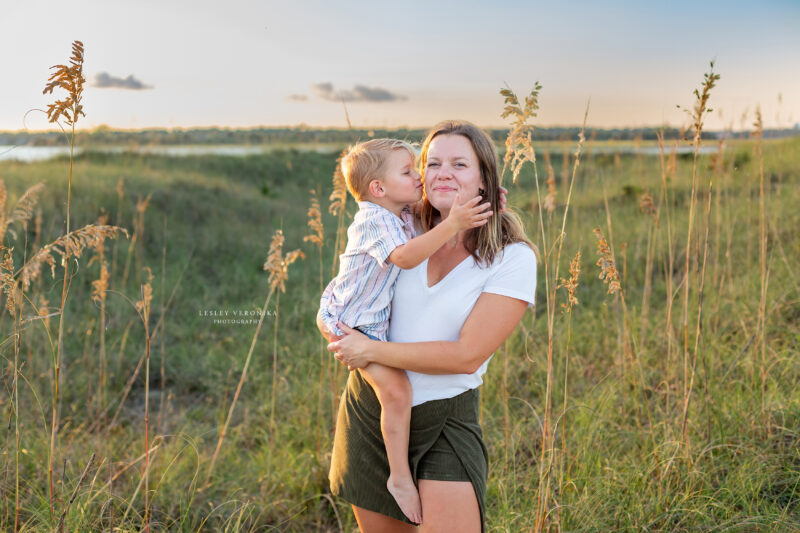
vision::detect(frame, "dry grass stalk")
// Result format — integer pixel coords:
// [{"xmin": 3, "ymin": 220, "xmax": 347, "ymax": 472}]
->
[
  {"xmin": 44, "ymin": 40, "xmax": 87, "ymax": 523},
  {"xmin": 655, "ymin": 131, "xmax": 677, "ymax": 419},
  {"xmin": 264, "ymin": 230, "xmax": 304, "ymax": 445},
  {"xmin": 136, "ymin": 267, "xmax": 154, "ymax": 532},
  {"xmin": 679, "ymin": 62, "xmax": 720, "ymax": 449},
  {"xmin": 90, "ymin": 256, "xmax": 110, "ymax": 305},
  {"xmin": 111, "ymin": 178, "xmax": 125, "ymax": 282},
  {"xmin": 558, "ymin": 251, "xmax": 581, "ymax": 313},
  {"xmin": 122, "ymin": 194, "xmax": 151, "ymax": 286},
  {"xmin": 543, "ymin": 156, "xmax": 557, "ymax": 214},
  {"xmin": 0, "ymin": 181, "xmax": 46, "ymax": 242},
  {"xmin": 56, "ymin": 453, "xmax": 95, "ymax": 533},
  {"xmin": 39, "ymin": 294, "xmax": 51, "ymax": 330},
  {"xmin": 329, "ymin": 150, "xmax": 348, "ymax": 217},
  {"xmin": 639, "ymin": 191, "xmax": 657, "ymax": 219},
  {"xmin": 329, "ymin": 149, "xmax": 349, "ymax": 280},
  {"xmin": 593, "ymin": 228, "xmax": 621, "ymax": 294},
  {"xmin": 500, "ymin": 83, "xmax": 541, "ymax": 183},
  {"xmin": 19, "ymin": 224, "xmax": 128, "ymax": 291},
  {"xmin": 43, "ymin": 41, "xmax": 85, "ymax": 126},
  {"xmin": 753, "ymin": 107, "xmax": 769, "ymax": 424},
  {"xmin": 0, "ymin": 246, "xmax": 18, "ymax": 316},
  {"xmin": 264, "ymin": 230, "xmax": 305, "ymax": 293},
  {"xmin": 304, "ymin": 189, "xmax": 330, "ymax": 450},
  {"xmin": 557, "ymin": 250, "xmax": 581, "ymax": 517},
  {"xmin": 303, "ymin": 190, "xmax": 324, "ymax": 247},
  {"xmin": 89, "ymin": 214, "xmax": 111, "ymax": 424},
  {"xmin": 638, "ymin": 186, "xmax": 659, "ymax": 351}
]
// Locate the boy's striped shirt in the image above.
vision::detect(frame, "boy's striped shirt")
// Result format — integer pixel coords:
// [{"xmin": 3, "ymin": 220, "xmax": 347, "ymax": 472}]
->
[{"xmin": 319, "ymin": 201, "xmax": 416, "ymax": 341}]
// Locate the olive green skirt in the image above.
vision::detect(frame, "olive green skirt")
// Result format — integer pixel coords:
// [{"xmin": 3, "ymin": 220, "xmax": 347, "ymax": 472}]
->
[{"xmin": 329, "ymin": 370, "xmax": 488, "ymax": 531}]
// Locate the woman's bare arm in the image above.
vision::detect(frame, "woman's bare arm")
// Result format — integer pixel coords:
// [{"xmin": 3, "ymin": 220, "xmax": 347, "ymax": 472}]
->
[{"xmin": 329, "ymin": 292, "xmax": 528, "ymax": 374}]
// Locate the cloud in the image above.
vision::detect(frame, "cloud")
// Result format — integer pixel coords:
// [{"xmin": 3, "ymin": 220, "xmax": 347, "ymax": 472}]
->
[
  {"xmin": 286, "ymin": 93, "xmax": 309, "ymax": 102},
  {"xmin": 311, "ymin": 82, "xmax": 406, "ymax": 103},
  {"xmin": 94, "ymin": 72, "xmax": 153, "ymax": 90}
]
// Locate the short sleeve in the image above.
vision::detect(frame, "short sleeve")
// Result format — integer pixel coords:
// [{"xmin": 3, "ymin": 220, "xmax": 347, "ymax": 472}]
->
[
  {"xmin": 400, "ymin": 209, "xmax": 418, "ymax": 238},
  {"xmin": 483, "ymin": 243, "xmax": 538, "ymax": 307},
  {"xmin": 364, "ymin": 211, "xmax": 410, "ymax": 267}
]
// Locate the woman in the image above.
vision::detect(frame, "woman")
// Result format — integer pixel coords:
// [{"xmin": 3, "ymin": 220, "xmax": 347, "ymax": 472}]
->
[{"xmin": 319, "ymin": 120, "xmax": 538, "ymax": 532}]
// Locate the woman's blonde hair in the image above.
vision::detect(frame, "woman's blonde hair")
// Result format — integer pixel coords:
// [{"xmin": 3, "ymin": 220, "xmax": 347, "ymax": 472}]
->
[{"xmin": 418, "ymin": 120, "xmax": 538, "ymax": 266}]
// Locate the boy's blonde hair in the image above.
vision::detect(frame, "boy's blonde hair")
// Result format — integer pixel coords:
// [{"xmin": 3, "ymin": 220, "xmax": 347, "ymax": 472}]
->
[{"xmin": 340, "ymin": 138, "xmax": 416, "ymax": 201}]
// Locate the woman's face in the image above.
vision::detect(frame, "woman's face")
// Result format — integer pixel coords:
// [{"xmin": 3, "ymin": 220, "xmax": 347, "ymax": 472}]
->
[{"xmin": 423, "ymin": 134, "xmax": 484, "ymax": 213}]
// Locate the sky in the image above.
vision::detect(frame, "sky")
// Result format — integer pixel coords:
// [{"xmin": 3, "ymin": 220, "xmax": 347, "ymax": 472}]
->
[{"xmin": 2, "ymin": 0, "xmax": 799, "ymax": 132}]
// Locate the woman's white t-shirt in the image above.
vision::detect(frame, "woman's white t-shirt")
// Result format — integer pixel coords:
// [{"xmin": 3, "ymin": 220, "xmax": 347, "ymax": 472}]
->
[{"xmin": 388, "ymin": 242, "xmax": 537, "ymax": 406}]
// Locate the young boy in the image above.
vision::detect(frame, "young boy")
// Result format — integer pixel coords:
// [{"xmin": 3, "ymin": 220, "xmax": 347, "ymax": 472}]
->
[{"xmin": 318, "ymin": 138, "xmax": 491, "ymax": 524}]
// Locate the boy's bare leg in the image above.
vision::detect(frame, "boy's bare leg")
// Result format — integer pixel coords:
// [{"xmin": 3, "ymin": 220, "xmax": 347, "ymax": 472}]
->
[{"xmin": 358, "ymin": 363, "xmax": 422, "ymax": 525}]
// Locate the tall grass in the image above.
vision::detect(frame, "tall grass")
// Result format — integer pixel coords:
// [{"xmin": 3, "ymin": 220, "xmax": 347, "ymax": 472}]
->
[{"xmin": 1, "ymin": 46, "xmax": 797, "ymax": 531}]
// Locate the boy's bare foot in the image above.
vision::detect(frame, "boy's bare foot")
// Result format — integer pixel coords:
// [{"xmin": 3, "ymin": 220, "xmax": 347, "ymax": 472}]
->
[{"xmin": 387, "ymin": 475, "xmax": 422, "ymax": 525}]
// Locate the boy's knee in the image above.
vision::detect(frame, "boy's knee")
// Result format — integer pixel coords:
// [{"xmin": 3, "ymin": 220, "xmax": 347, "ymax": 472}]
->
[{"xmin": 380, "ymin": 378, "xmax": 411, "ymax": 408}]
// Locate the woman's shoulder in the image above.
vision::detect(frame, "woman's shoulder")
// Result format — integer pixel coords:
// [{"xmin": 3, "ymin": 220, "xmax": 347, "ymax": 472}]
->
[{"xmin": 494, "ymin": 241, "xmax": 538, "ymax": 268}]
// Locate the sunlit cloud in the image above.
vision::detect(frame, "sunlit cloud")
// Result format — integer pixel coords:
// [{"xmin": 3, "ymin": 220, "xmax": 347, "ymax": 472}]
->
[
  {"xmin": 94, "ymin": 72, "xmax": 153, "ymax": 90},
  {"xmin": 311, "ymin": 82, "xmax": 406, "ymax": 103}
]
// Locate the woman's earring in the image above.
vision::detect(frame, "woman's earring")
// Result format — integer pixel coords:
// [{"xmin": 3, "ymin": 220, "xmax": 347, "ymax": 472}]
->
[{"xmin": 478, "ymin": 188, "xmax": 486, "ymax": 197}]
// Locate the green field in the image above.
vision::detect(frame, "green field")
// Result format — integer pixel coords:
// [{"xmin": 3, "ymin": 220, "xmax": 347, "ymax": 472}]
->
[{"xmin": 1, "ymin": 133, "xmax": 798, "ymax": 531}]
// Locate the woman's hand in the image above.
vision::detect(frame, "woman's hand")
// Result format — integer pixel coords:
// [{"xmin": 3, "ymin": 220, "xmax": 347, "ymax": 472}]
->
[
  {"xmin": 327, "ymin": 323, "xmax": 374, "ymax": 370},
  {"xmin": 499, "ymin": 186, "xmax": 508, "ymax": 212}
]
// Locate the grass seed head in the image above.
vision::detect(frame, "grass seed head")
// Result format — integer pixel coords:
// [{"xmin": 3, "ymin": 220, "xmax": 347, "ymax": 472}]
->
[
  {"xmin": 753, "ymin": 107, "xmax": 764, "ymax": 140},
  {"xmin": 43, "ymin": 40, "xmax": 86, "ymax": 125},
  {"xmin": 303, "ymin": 190, "xmax": 324, "ymax": 248},
  {"xmin": 500, "ymin": 83, "xmax": 541, "ymax": 182},
  {"xmin": 329, "ymin": 149, "xmax": 349, "ymax": 216},
  {"xmin": 543, "ymin": 152, "xmax": 557, "ymax": 213},
  {"xmin": 39, "ymin": 294, "xmax": 51, "ymax": 328},
  {"xmin": 558, "ymin": 250, "xmax": 581, "ymax": 312},
  {"xmin": 135, "ymin": 266, "xmax": 154, "ymax": 319},
  {"xmin": 92, "ymin": 261, "xmax": 109, "ymax": 304},
  {"xmin": 677, "ymin": 61, "xmax": 720, "ymax": 144},
  {"xmin": 264, "ymin": 230, "xmax": 306, "ymax": 293},
  {"xmin": 1, "ymin": 246, "xmax": 19, "ymax": 316},
  {"xmin": 639, "ymin": 191, "xmax": 657, "ymax": 219},
  {"xmin": 593, "ymin": 228, "xmax": 621, "ymax": 295},
  {"xmin": 0, "ymin": 181, "xmax": 46, "ymax": 241},
  {"xmin": 21, "ymin": 224, "xmax": 128, "ymax": 291}
]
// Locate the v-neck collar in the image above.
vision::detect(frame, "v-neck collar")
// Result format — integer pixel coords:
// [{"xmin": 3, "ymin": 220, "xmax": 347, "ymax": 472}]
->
[{"xmin": 423, "ymin": 255, "xmax": 473, "ymax": 289}]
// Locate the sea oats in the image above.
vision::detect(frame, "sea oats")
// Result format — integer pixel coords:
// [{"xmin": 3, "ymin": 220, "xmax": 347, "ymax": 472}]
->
[
  {"xmin": 593, "ymin": 228, "xmax": 621, "ymax": 295},
  {"xmin": 0, "ymin": 181, "xmax": 46, "ymax": 241},
  {"xmin": 21, "ymin": 224, "xmax": 128, "ymax": 291},
  {"xmin": 303, "ymin": 190, "xmax": 324, "ymax": 247},
  {"xmin": 91, "ymin": 262, "xmax": 109, "ymax": 304},
  {"xmin": 543, "ymin": 152, "xmax": 557, "ymax": 214},
  {"xmin": 500, "ymin": 83, "xmax": 541, "ymax": 182},
  {"xmin": 1, "ymin": 246, "xmax": 18, "ymax": 315},
  {"xmin": 136, "ymin": 195, "xmax": 151, "ymax": 215},
  {"xmin": 558, "ymin": 251, "xmax": 581, "ymax": 312},
  {"xmin": 43, "ymin": 40, "xmax": 85, "ymax": 125},
  {"xmin": 135, "ymin": 267, "xmax": 154, "ymax": 317},
  {"xmin": 329, "ymin": 149, "xmax": 348, "ymax": 216},
  {"xmin": 8, "ymin": 182, "xmax": 45, "ymax": 228},
  {"xmin": 264, "ymin": 230, "xmax": 305, "ymax": 293},
  {"xmin": 639, "ymin": 191, "xmax": 657, "ymax": 219}
]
